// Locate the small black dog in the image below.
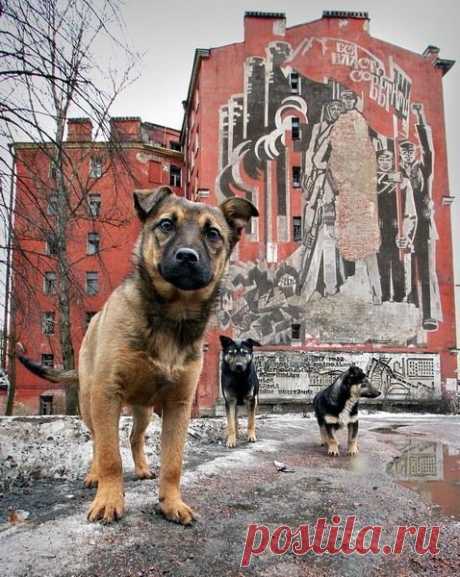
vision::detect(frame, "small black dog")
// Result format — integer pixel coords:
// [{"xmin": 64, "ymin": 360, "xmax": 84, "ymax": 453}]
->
[
  {"xmin": 220, "ymin": 335, "xmax": 261, "ymax": 448},
  {"xmin": 313, "ymin": 365, "xmax": 380, "ymax": 456}
]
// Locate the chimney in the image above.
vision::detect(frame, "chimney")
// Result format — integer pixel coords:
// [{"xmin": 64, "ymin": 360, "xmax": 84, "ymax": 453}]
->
[
  {"xmin": 244, "ymin": 11, "xmax": 286, "ymax": 53},
  {"xmin": 110, "ymin": 117, "xmax": 142, "ymax": 142},
  {"xmin": 322, "ymin": 10, "xmax": 370, "ymax": 33},
  {"xmin": 67, "ymin": 118, "xmax": 93, "ymax": 142}
]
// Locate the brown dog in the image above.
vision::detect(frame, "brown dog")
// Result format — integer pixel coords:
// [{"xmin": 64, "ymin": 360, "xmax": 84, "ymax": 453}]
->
[{"xmin": 19, "ymin": 186, "xmax": 258, "ymax": 525}]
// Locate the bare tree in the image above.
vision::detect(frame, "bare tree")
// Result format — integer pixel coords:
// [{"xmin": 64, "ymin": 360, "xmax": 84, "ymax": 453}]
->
[{"xmin": 0, "ymin": 0, "xmax": 140, "ymax": 414}]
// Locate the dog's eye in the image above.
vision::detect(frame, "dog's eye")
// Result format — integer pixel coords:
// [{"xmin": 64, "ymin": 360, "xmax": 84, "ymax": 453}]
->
[
  {"xmin": 158, "ymin": 219, "xmax": 175, "ymax": 233},
  {"xmin": 205, "ymin": 227, "xmax": 221, "ymax": 242}
]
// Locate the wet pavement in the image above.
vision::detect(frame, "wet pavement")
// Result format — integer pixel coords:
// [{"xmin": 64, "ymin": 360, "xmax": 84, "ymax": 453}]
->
[{"xmin": 0, "ymin": 412, "xmax": 459, "ymax": 576}]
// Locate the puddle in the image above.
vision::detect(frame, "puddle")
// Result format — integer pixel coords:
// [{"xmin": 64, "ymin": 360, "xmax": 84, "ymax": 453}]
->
[
  {"xmin": 387, "ymin": 440, "xmax": 460, "ymax": 519},
  {"xmin": 370, "ymin": 423, "xmax": 409, "ymax": 434}
]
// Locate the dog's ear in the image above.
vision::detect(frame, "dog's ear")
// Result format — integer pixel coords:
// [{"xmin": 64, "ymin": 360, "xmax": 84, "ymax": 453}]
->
[
  {"xmin": 133, "ymin": 186, "xmax": 173, "ymax": 221},
  {"xmin": 219, "ymin": 335, "xmax": 234, "ymax": 350},
  {"xmin": 243, "ymin": 338, "xmax": 261, "ymax": 350},
  {"xmin": 219, "ymin": 197, "xmax": 259, "ymax": 247}
]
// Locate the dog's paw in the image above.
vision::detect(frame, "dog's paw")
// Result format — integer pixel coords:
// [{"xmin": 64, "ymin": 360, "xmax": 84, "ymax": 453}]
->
[
  {"xmin": 247, "ymin": 432, "xmax": 257, "ymax": 443},
  {"xmin": 347, "ymin": 445, "xmax": 359, "ymax": 456},
  {"xmin": 135, "ymin": 465, "xmax": 156, "ymax": 480},
  {"xmin": 84, "ymin": 472, "xmax": 99, "ymax": 488},
  {"xmin": 226, "ymin": 435, "xmax": 237, "ymax": 448},
  {"xmin": 156, "ymin": 498, "xmax": 196, "ymax": 526},
  {"xmin": 87, "ymin": 484, "xmax": 124, "ymax": 523},
  {"xmin": 327, "ymin": 445, "xmax": 340, "ymax": 457}
]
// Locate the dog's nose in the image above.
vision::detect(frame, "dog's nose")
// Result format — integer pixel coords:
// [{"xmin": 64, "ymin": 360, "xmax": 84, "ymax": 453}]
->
[{"xmin": 175, "ymin": 248, "xmax": 199, "ymax": 264}]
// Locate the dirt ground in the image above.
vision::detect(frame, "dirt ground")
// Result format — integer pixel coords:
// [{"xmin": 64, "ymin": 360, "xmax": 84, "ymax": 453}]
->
[{"xmin": 0, "ymin": 411, "xmax": 459, "ymax": 577}]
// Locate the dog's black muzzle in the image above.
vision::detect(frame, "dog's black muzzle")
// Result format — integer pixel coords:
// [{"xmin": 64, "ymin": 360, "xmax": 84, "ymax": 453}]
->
[
  {"xmin": 160, "ymin": 246, "xmax": 213, "ymax": 291},
  {"xmin": 359, "ymin": 377, "xmax": 381, "ymax": 398}
]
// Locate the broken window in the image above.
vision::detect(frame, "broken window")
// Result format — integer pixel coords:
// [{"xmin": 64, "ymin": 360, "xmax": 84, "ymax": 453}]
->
[
  {"xmin": 87, "ymin": 232, "xmax": 100, "ymax": 255},
  {"xmin": 89, "ymin": 157, "xmax": 103, "ymax": 178},
  {"xmin": 170, "ymin": 165, "xmax": 181, "ymax": 187},
  {"xmin": 39, "ymin": 394, "xmax": 54, "ymax": 415},
  {"xmin": 41, "ymin": 353, "xmax": 54, "ymax": 367},
  {"xmin": 292, "ymin": 166, "xmax": 301, "ymax": 188},
  {"xmin": 42, "ymin": 312, "xmax": 55, "ymax": 336},
  {"xmin": 293, "ymin": 216, "xmax": 302, "ymax": 241},
  {"xmin": 290, "ymin": 71, "xmax": 300, "ymax": 93},
  {"xmin": 291, "ymin": 323, "xmax": 301, "ymax": 340},
  {"xmin": 43, "ymin": 271, "xmax": 57, "ymax": 295},
  {"xmin": 88, "ymin": 194, "xmax": 101, "ymax": 218},
  {"xmin": 46, "ymin": 232, "xmax": 59, "ymax": 256},
  {"xmin": 291, "ymin": 117, "xmax": 300, "ymax": 140},
  {"xmin": 86, "ymin": 271, "xmax": 99, "ymax": 295}
]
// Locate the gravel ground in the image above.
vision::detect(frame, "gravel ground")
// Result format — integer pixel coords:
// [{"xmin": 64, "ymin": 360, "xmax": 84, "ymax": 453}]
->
[{"xmin": 0, "ymin": 412, "xmax": 459, "ymax": 577}]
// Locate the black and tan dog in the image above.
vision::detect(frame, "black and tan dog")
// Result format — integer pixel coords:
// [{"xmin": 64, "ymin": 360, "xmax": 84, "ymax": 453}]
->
[
  {"xmin": 313, "ymin": 365, "xmax": 380, "ymax": 457},
  {"xmin": 19, "ymin": 186, "xmax": 258, "ymax": 525},
  {"xmin": 219, "ymin": 336, "xmax": 260, "ymax": 447}
]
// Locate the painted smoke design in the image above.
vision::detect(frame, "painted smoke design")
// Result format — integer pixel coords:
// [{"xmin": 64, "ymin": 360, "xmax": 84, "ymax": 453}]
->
[{"xmin": 215, "ymin": 37, "xmax": 442, "ymax": 349}]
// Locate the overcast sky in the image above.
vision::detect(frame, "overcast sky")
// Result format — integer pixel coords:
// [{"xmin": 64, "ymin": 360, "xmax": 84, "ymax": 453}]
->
[{"xmin": 112, "ymin": 0, "xmax": 460, "ymax": 287}]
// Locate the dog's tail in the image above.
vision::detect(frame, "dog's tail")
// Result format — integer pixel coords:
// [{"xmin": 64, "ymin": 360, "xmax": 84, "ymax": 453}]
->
[{"xmin": 18, "ymin": 354, "xmax": 79, "ymax": 385}]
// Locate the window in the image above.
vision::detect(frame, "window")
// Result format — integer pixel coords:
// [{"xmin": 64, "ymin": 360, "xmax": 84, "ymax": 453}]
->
[
  {"xmin": 88, "ymin": 194, "xmax": 101, "ymax": 218},
  {"xmin": 86, "ymin": 272, "xmax": 99, "ymax": 295},
  {"xmin": 290, "ymin": 71, "xmax": 300, "ymax": 93},
  {"xmin": 43, "ymin": 271, "xmax": 57, "ymax": 295},
  {"xmin": 39, "ymin": 394, "xmax": 54, "ymax": 415},
  {"xmin": 87, "ymin": 232, "xmax": 100, "ymax": 255},
  {"xmin": 169, "ymin": 141, "xmax": 181, "ymax": 151},
  {"xmin": 292, "ymin": 166, "xmax": 301, "ymax": 188},
  {"xmin": 85, "ymin": 311, "xmax": 97, "ymax": 327},
  {"xmin": 89, "ymin": 157, "xmax": 103, "ymax": 178},
  {"xmin": 49, "ymin": 161, "xmax": 57, "ymax": 181},
  {"xmin": 170, "ymin": 165, "xmax": 181, "ymax": 187},
  {"xmin": 47, "ymin": 195, "xmax": 58, "ymax": 215},
  {"xmin": 42, "ymin": 312, "xmax": 55, "ymax": 336},
  {"xmin": 291, "ymin": 117, "xmax": 300, "ymax": 140},
  {"xmin": 46, "ymin": 232, "xmax": 59, "ymax": 256},
  {"xmin": 291, "ymin": 324, "xmax": 301, "ymax": 340},
  {"xmin": 293, "ymin": 216, "xmax": 302, "ymax": 241},
  {"xmin": 41, "ymin": 353, "xmax": 54, "ymax": 367}
]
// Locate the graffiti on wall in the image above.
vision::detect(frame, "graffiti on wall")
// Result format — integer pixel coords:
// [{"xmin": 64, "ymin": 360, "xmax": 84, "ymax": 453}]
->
[
  {"xmin": 252, "ymin": 351, "xmax": 441, "ymax": 402},
  {"xmin": 216, "ymin": 37, "xmax": 442, "ymax": 345}
]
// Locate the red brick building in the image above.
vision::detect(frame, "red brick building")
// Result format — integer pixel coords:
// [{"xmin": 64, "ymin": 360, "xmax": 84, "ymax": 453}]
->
[
  {"xmin": 5, "ymin": 11, "xmax": 457, "ymax": 414},
  {"xmin": 6, "ymin": 118, "xmax": 183, "ymax": 413}
]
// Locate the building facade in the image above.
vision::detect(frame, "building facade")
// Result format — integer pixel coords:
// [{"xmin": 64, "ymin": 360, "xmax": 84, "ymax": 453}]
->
[
  {"xmin": 5, "ymin": 118, "xmax": 183, "ymax": 413},
  {"xmin": 5, "ymin": 11, "xmax": 457, "ymax": 413},
  {"xmin": 182, "ymin": 11, "xmax": 457, "ymax": 412}
]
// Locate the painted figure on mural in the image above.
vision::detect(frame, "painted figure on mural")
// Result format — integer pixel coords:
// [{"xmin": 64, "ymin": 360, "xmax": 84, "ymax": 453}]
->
[
  {"xmin": 399, "ymin": 103, "xmax": 442, "ymax": 330},
  {"xmin": 300, "ymin": 99, "xmax": 343, "ymax": 298},
  {"xmin": 376, "ymin": 149, "xmax": 417, "ymax": 303}
]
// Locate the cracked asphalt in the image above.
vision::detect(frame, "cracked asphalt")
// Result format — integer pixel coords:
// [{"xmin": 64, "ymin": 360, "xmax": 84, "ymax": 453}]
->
[{"xmin": 0, "ymin": 412, "xmax": 459, "ymax": 577}]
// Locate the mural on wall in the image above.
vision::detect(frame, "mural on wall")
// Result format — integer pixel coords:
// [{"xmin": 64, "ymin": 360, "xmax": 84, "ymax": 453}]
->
[
  {"xmin": 251, "ymin": 351, "xmax": 441, "ymax": 402},
  {"xmin": 216, "ymin": 37, "xmax": 442, "ymax": 345}
]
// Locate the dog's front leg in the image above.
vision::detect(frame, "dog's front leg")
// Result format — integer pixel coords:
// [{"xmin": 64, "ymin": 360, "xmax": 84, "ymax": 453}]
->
[
  {"xmin": 158, "ymin": 395, "xmax": 196, "ymax": 525},
  {"xmin": 225, "ymin": 399, "xmax": 237, "ymax": 447},
  {"xmin": 347, "ymin": 421, "xmax": 359, "ymax": 456},
  {"xmin": 246, "ymin": 397, "xmax": 257, "ymax": 442},
  {"xmin": 325, "ymin": 423, "xmax": 340, "ymax": 456},
  {"xmin": 87, "ymin": 390, "xmax": 124, "ymax": 523}
]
